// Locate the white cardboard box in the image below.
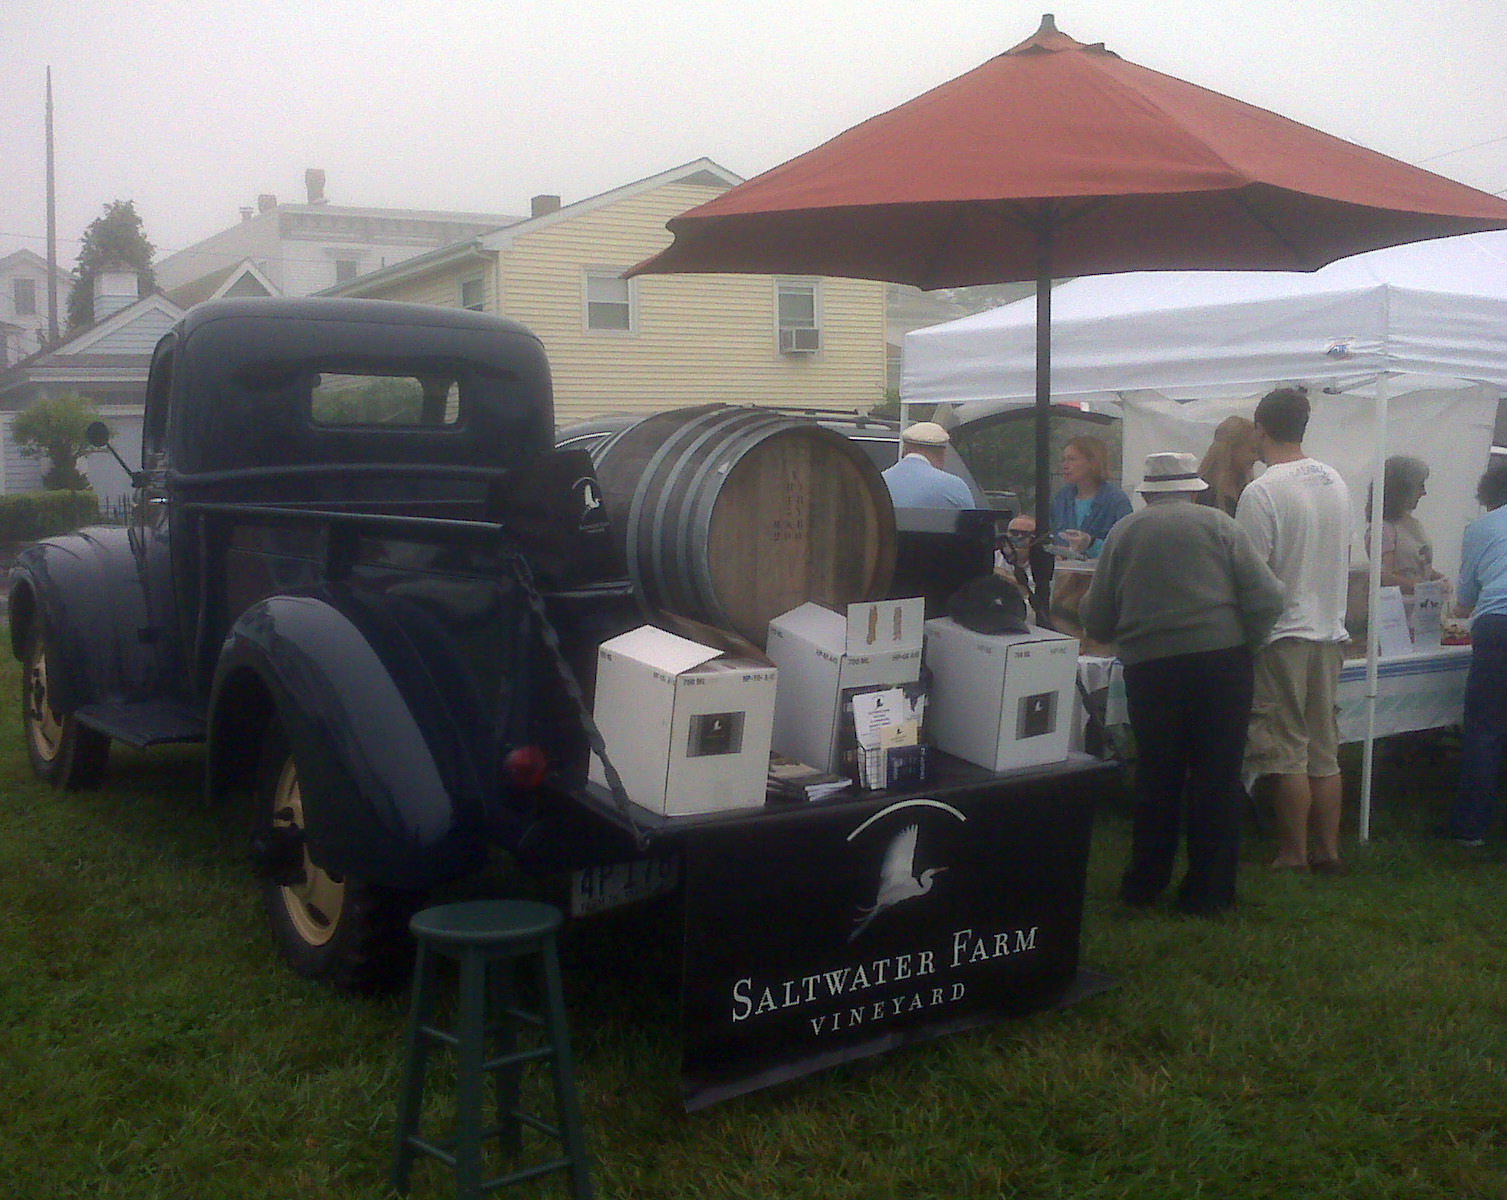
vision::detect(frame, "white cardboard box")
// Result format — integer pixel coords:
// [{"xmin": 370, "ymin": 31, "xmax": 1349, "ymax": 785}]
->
[
  {"xmin": 922, "ymin": 617, "xmax": 1078, "ymax": 771},
  {"xmin": 588, "ymin": 625, "xmax": 777, "ymax": 816},
  {"xmin": 765, "ymin": 599, "xmax": 926, "ymax": 773}
]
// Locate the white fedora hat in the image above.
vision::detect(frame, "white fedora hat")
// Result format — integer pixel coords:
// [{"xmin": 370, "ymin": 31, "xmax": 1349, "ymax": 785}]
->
[{"xmin": 1137, "ymin": 451, "xmax": 1209, "ymax": 493}]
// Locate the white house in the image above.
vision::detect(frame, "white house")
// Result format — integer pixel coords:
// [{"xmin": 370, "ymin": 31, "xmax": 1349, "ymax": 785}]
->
[
  {"xmin": 154, "ymin": 169, "xmax": 521, "ymax": 300},
  {"xmin": 0, "ymin": 272, "xmax": 181, "ymax": 501},
  {"xmin": 0, "ymin": 249, "xmax": 73, "ymax": 366}
]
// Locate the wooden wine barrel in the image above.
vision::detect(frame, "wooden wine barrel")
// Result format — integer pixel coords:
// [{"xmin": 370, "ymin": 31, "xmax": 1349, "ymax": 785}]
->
[{"xmin": 591, "ymin": 405, "xmax": 897, "ymax": 645}]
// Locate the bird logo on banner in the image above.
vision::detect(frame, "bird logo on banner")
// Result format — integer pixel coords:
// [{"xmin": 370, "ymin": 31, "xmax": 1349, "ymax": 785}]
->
[{"xmin": 850, "ymin": 823, "xmax": 946, "ymax": 941}]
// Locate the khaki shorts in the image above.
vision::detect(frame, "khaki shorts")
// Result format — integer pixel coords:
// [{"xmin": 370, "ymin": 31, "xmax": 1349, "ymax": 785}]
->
[{"xmin": 1246, "ymin": 638, "xmax": 1346, "ymax": 778}]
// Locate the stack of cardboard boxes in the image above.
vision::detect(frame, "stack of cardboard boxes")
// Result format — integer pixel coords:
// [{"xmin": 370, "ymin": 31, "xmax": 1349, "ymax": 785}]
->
[{"xmin": 590, "ymin": 601, "xmax": 1081, "ymax": 817}]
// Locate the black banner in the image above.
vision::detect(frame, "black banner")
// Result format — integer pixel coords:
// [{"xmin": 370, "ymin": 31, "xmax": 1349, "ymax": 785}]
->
[{"xmin": 681, "ymin": 755, "xmax": 1116, "ymax": 1109}]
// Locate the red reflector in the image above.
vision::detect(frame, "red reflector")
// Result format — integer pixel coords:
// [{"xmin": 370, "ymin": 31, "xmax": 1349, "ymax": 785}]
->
[{"xmin": 505, "ymin": 745, "xmax": 549, "ymax": 789}]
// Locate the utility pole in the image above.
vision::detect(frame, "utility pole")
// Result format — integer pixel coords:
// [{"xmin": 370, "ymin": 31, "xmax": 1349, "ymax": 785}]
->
[{"xmin": 45, "ymin": 66, "xmax": 59, "ymax": 346}]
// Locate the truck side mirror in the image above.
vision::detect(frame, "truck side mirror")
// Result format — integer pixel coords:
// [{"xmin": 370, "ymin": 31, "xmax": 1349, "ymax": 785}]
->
[{"xmin": 85, "ymin": 421, "xmax": 147, "ymax": 488}]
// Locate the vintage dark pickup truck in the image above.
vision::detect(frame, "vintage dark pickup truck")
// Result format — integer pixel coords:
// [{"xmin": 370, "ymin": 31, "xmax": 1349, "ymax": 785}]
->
[{"xmin": 10, "ymin": 297, "xmax": 646, "ymax": 991}]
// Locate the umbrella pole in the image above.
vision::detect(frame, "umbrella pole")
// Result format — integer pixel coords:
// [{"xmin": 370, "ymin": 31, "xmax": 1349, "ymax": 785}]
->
[
  {"xmin": 1034, "ymin": 220, "xmax": 1052, "ymax": 532},
  {"xmin": 1028, "ymin": 217, "xmax": 1056, "ymax": 627}
]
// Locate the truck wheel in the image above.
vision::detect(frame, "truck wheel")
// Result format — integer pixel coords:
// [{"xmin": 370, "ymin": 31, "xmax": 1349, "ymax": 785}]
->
[
  {"xmin": 254, "ymin": 729, "xmax": 418, "ymax": 993},
  {"xmin": 21, "ymin": 631, "xmax": 110, "ymax": 789}
]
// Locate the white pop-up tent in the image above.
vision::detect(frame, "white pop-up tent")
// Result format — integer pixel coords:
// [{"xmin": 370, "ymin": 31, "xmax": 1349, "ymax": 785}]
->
[{"xmin": 903, "ymin": 230, "xmax": 1507, "ymax": 838}]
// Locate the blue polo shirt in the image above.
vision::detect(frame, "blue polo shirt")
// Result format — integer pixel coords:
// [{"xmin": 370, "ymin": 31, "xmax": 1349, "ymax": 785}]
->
[
  {"xmin": 1459, "ymin": 504, "xmax": 1507, "ymax": 619},
  {"xmin": 881, "ymin": 453, "xmax": 973, "ymax": 509}
]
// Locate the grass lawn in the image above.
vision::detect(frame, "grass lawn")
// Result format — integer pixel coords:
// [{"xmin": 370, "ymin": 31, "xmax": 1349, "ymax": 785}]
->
[{"xmin": 2, "ymin": 644, "xmax": 1504, "ymax": 1199}]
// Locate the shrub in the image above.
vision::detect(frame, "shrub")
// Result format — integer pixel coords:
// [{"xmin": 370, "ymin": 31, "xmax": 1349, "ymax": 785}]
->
[
  {"xmin": 0, "ymin": 489, "xmax": 101, "ymax": 544},
  {"xmin": 11, "ymin": 394, "xmax": 111, "ymax": 491}
]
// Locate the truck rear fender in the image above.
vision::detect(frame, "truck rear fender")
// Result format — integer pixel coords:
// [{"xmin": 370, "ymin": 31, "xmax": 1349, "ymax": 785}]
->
[
  {"xmin": 209, "ymin": 593, "xmax": 486, "ymax": 891},
  {"xmin": 7, "ymin": 529, "xmax": 157, "ymax": 709}
]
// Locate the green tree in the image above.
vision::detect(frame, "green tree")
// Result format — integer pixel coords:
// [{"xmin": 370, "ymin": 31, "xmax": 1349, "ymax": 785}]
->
[
  {"xmin": 11, "ymin": 394, "xmax": 110, "ymax": 491},
  {"xmin": 67, "ymin": 200, "xmax": 156, "ymax": 332}
]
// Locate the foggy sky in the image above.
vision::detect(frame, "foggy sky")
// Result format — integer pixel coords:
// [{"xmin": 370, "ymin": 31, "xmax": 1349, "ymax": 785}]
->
[{"xmin": 3, "ymin": 0, "xmax": 1504, "ymax": 270}]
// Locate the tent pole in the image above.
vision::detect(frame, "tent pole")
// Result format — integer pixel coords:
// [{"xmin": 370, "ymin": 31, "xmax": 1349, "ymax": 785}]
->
[{"xmin": 1359, "ymin": 374, "xmax": 1391, "ymax": 842}]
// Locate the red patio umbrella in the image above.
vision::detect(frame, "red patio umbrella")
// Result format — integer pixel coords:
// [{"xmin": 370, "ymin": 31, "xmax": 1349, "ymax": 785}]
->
[{"xmin": 630, "ymin": 14, "xmax": 1507, "ymax": 529}]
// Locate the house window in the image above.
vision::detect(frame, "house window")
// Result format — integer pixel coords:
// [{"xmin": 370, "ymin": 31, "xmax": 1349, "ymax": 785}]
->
[
  {"xmin": 777, "ymin": 279, "xmax": 821, "ymax": 354},
  {"xmin": 460, "ymin": 275, "xmax": 486, "ymax": 312},
  {"xmin": 584, "ymin": 271, "xmax": 634, "ymax": 332},
  {"xmin": 334, "ymin": 259, "xmax": 359, "ymax": 284},
  {"xmin": 13, "ymin": 277, "xmax": 37, "ymax": 317}
]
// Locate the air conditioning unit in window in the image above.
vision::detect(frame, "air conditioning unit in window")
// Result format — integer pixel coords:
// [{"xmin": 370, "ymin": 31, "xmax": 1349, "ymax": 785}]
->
[{"xmin": 779, "ymin": 327, "xmax": 822, "ymax": 354}]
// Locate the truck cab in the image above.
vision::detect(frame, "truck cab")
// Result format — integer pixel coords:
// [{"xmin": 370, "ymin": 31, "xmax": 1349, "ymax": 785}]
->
[{"xmin": 11, "ymin": 297, "xmax": 635, "ymax": 991}]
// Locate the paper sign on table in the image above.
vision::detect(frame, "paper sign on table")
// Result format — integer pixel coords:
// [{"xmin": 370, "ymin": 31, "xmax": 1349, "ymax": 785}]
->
[
  {"xmin": 851, "ymin": 687, "xmax": 907, "ymax": 749},
  {"xmin": 1375, "ymin": 586, "xmax": 1414, "ymax": 657},
  {"xmin": 1412, "ymin": 580, "xmax": 1445, "ymax": 649}
]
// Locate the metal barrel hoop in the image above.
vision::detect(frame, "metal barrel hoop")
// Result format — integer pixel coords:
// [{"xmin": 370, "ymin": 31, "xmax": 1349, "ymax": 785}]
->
[
  {"xmin": 633, "ymin": 406, "xmax": 752, "ymax": 617},
  {"xmin": 618, "ymin": 409, "xmax": 730, "ymax": 619}
]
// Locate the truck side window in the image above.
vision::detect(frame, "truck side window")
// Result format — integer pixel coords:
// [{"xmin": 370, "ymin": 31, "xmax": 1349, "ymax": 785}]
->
[
  {"xmin": 309, "ymin": 371, "xmax": 461, "ymax": 427},
  {"xmin": 142, "ymin": 336, "xmax": 175, "ymax": 470}
]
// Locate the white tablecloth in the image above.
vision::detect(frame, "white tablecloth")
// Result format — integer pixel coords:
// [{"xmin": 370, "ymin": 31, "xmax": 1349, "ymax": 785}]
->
[
  {"xmin": 1335, "ymin": 644, "xmax": 1472, "ymax": 742},
  {"xmin": 1076, "ymin": 644, "xmax": 1473, "ymax": 746}
]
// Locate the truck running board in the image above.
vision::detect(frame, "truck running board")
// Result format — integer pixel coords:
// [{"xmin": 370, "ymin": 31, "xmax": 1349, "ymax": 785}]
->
[{"xmin": 75, "ymin": 701, "xmax": 207, "ymax": 748}]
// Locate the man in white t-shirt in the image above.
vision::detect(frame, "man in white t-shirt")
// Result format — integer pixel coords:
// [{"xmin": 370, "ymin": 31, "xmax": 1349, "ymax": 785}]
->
[{"xmin": 1236, "ymin": 387, "xmax": 1352, "ymax": 873}]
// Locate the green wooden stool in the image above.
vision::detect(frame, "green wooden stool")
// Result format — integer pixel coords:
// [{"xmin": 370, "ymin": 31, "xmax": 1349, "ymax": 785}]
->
[{"xmin": 391, "ymin": 899, "xmax": 593, "ymax": 1199}]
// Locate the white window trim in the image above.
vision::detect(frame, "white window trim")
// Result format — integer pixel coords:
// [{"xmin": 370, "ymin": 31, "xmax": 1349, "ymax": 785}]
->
[
  {"xmin": 459, "ymin": 273, "xmax": 487, "ymax": 312},
  {"xmin": 582, "ymin": 268, "xmax": 637, "ymax": 336},
  {"xmin": 775, "ymin": 277, "xmax": 822, "ymax": 357},
  {"xmin": 13, "ymin": 276, "xmax": 38, "ymax": 317}
]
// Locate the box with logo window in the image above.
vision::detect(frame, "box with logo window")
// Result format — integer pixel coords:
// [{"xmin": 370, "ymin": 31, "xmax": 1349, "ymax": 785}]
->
[
  {"xmin": 589, "ymin": 625, "xmax": 777, "ymax": 816},
  {"xmin": 765, "ymin": 598, "xmax": 927, "ymax": 775},
  {"xmin": 922, "ymin": 618, "xmax": 1078, "ymax": 771}
]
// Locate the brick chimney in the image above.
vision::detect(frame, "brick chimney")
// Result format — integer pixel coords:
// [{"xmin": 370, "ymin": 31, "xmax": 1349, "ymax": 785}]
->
[
  {"xmin": 531, "ymin": 194, "xmax": 561, "ymax": 218},
  {"xmin": 257, "ymin": 193, "xmax": 278, "ymax": 213},
  {"xmin": 239, "ymin": 206, "xmax": 254, "ymax": 222},
  {"xmin": 305, "ymin": 168, "xmax": 327, "ymax": 205}
]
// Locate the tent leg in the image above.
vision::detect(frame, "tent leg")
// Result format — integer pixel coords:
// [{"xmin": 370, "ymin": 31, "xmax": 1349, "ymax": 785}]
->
[{"xmin": 1359, "ymin": 375, "xmax": 1391, "ymax": 843}]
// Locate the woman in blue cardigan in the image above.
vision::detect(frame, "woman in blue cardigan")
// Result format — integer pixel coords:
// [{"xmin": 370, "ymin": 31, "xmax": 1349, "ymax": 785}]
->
[{"xmin": 1049, "ymin": 435, "xmax": 1133, "ymax": 559}]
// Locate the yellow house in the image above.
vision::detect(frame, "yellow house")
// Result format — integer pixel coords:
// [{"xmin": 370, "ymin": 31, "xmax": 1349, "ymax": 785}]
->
[{"xmin": 323, "ymin": 159, "xmax": 888, "ymax": 426}]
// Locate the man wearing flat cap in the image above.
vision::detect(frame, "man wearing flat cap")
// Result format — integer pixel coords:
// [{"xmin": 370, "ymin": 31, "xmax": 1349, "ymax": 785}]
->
[
  {"xmin": 1081, "ymin": 451, "xmax": 1283, "ymax": 916},
  {"xmin": 881, "ymin": 421, "xmax": 974, "ymax": 509}
]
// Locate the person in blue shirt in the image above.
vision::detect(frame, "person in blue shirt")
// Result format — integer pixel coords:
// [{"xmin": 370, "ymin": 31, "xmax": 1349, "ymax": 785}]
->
[
  {"xmin": 881, "ymin": 422, "xmax": 974, "ymax": 509},
  {"xmin": 1048, "ymin": 435, "xmax": 1133, "ymax": 559},
  {"xmin": 1444, "ymin": 459, "xmax": 1507, "ymax": 847}
]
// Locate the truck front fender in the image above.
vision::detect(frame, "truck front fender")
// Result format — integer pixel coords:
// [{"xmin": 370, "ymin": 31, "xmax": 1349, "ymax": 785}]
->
[{"xmin": 211, "ymin": 591, "xmax": 486, "ymax": 891}]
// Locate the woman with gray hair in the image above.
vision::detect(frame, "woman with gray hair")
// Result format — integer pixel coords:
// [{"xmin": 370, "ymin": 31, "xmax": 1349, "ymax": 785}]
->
[{"xmin": 1366, "ymin": 454, "xmax": 1449, "ymax": 596}]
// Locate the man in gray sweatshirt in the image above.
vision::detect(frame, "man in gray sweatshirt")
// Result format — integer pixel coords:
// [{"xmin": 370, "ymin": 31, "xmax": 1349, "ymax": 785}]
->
[{"xmin": 1081, "ymin": 452, "xmax": 1283, "ymax": 915}]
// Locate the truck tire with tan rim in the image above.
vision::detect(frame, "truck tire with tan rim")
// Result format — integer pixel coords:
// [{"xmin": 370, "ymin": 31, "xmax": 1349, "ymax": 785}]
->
[
  {"xmin": 21, "ymin": 629, "xmax": 110, "ymax": 789},
  {"xmin": 252, "ymin": 725, "xmax": 418, "ymax": 993}
]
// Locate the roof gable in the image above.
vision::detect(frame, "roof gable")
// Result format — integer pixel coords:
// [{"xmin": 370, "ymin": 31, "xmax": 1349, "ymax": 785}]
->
[
  {"xmin": 0, "ymin": 247, "xmax": 72, "ymax": 284},
  {"xmin": 479, "ymin": 158, "xmax": 742, "ymax": 252},
  {"xmin": 319, "ymin": 158, "xmax": 742, "ymax": 298},
  {"xmin": 55, "ymin": 294, "xmax": 183, "ymax": 357},
  {"xmin": 168, "ymin": 258, "xmax": 279, "ymax": 308}
]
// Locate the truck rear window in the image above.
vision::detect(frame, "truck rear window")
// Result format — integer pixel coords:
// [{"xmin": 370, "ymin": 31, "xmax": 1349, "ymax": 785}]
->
[{"xmin": 309, "ymin": 372, "xmax": 461, "ymax": 427}]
